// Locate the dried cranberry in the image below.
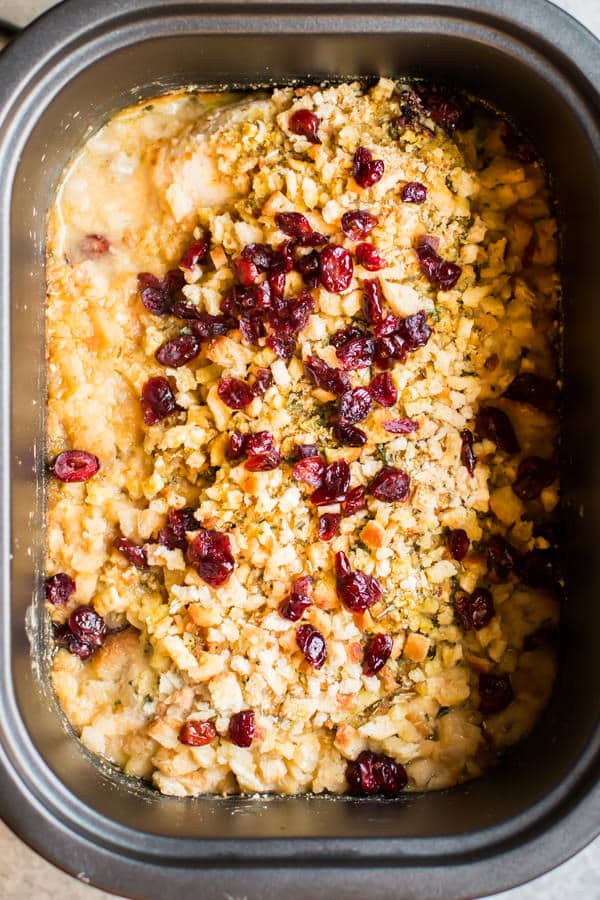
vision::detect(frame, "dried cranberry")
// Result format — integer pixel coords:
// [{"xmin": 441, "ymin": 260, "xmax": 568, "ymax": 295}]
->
[
  {"xmin": 240, "ymin": 312, "xmax": 266, "ymax": 345},
  {"xmin": 252, "ymin": 368, "xmax": 274, "ymax": 396},
  {"xmin": 269, "ymin": 291, "xmax": 315, "ymax": 335},
  {"xmin": 341, "ymin": 210, "xmax": 378, "ymax": 241},
  {"xmin": 268, "ymin": 271, "xmax": 287, "ymax": 303},
  {"xmin": 318, "ymin": 513, "xmax": 340, "ymax": 541},
  {"xmin": 52, "ymin": 450, "xmax": 100, "ymax": 483},
  {"xmin": 478, "ymin": 673, "xmax": 514, "ymax": 715},
  {"xmin": 363, "ymin": 633, "xmax": 393, "ymax": 676},
  {"xmin": 343, "ymin": 485, "xmax": 366, "ymax": 516},
  {"xmin": 80, "ymin": 234, "xmax": 110, "ymax": 257},
  {"xmin": 170, "ymin": 300, "xmax": 204, "ymax": 320},
  {"xmin": 335, "ymin": 334, "xmax": 375, "ymax": 371},
  {"xmin": 399, "ymin": 310, "xmax": 433, "ymax": 351},
  {"xmin": 330, "ymin": 324, "xmax": 367, "ymax": 350},
  {"xmin": 415, "ymin": 242, "xmax": 461, "ymax": 290},
  {"xmin": 373, "ymin": 315, "xmax": 400, "ymax": 338},
  {"xmin": 138, "ymin": 269, "xmax": 184, "ymax": 316},
  {"xmin": 190, "ymin": 314, "xmax": 237, "ymax": 340},
  {"xmin": 179, "ymin": 235, "xmax": 210, "ymax": 270},
  {"xmin": 487, "ymin": 535, "xmax": 519, "ymax": 581},
  {"xmin": 401, "ymin": 182, "xmax": 427, "ymax": 203},
  {"xmin": 460, "ymin": 429, "xmax": 476, "ymax": 476},
  {"xmin": 158, "ymin": 527, "xmax": 185, "ymax": 551},
  {"xmin": 369, "ymin": 466, "xmax": 410, "ymax": 502},
  {"xmin": 69, "ymin": 641, "xmax": 94, "ymax": 660},
  {"xmin": 279, "ymin": 576, "xmax": 313, "ymax": 621},
  {"xmin": 68, "ymin": 605, "xmax": 107, "ymax": 647},
  {"xmin": 382, "ymin": 418, "xmax": 419, "ymax": 434},
  {"xmin": 296, "ymin": 250, "xmax": 320, "ymax": 288},
  {"xmin": 448, "ymin": 529, "xmax": 470, "ymax": 561},
  {"xmin": 319, "ymin": 245, "xmax": 354, "ymax": 293},
  {"xmin": 352, "ymin": 147, "xmax": 385, "ymax": 189},
  {"xmin": 275, "ymin": 212, "xmax": 312, "ymax": 240},
  {"xmin": 53, "ymin": 623, "xmax": 74, "ymax": 647},
  {"xmin": 374, "ymin": 336, "xmax": 404, "ymax": 369},
  {"xmin": 179, "ymin": 720, "xmax": 217, "ymax": 746},
  {"xmin": 168, "ymin": 507, "xmax": 200, "ymax": 539},
  {"xmin": 346, "ymin": 750, "xmax": 407, "ymax": 796},
  {"xmin": 332, "ymin": 423, "xmax": 367, "ymax": 447},
  {"xmin": 228, "ymin": 430, "xmax": 247, "ymax": 460},
  {"xmin": 265, "ymin": 333, "xmax": 294, "ymax": 362},
  {"xmin": 187, "ymin": 530, "xmax": 235, "ymax": 587},
  {"xmin": 296, "ymin": 624, "xmax": 327, "ymax": 668},
  {"xmin": 512, "ymin": 456, "xmax": 556, "ymax": 501},
  {"xmin": 155, "ymin": 333, "xmax": 201, "ymax": 368},
  {"xmin": 297, "ymin": 444, "xmax": 320, "ymax": 459},
  {"xmin": 242, "ymin": 243, "xmax": 276, "ymax": 272},
  {"xmin": 46, "ymin": 573, "xmax": 76, "ymax": 606},
  {"xmin": 362, "ymin": 279, "xmax": 384, "ymax": 324},
  {"xmin": 417, "ymin": 85, "xmax": 471, "ymax": 133},
  {"xmin": 356, "ymin": 243, "xmax": 387, "ymax": 271},
  {"xmin": 503, "ymin": 373, "xmax": 558, "ymax": 413},
  {"xmin": 232, "ymin": 256, "xmax": 259, "ymax": 287},
  {"xmin": 455, "ymin": 588, "xmax": 495, "ymax": 631},
  {"xmin": 115, "ymin": 537, "xmax": 148, "ymax": 569},
  {"xmin": 476, "ymin": 406, "xmax": 520, "ymax": 455},
  {"xmin": 335, "ymin": 551, "xmax": 383, "ymax": 613},
  {"xmin": 273, "ymin": 239, "xmax": 295, "ymax": 273},
  {"xmin": 339, "ymin": 387, "xmax": 372, "ymax": 425},
  {"xmin": 141, "ymin": 376, "xmax": 179, "ymax": 425},
  {"xmin": 369, "ymin": 372, "xmax": 397, "ymax": 407},
  {"xmin": 244, "ymin": 449, "xmax": 281, "ymax": 472},
  {"xmin": 229, "ymin": 710, "xmax": 255, "ymax": 747},
  {"xmin": 289, "ymin": 109, "xmax": 321, "ymax": 143},
  {"xmin": 217, "ymin": 376, "xmax": 254, "ymax": 409},
  {"xmin": 293, "ymin": 456, "xmax": 325, "ymax": 487},
  {"xmin": 311, "ymin": 460, "xmax": 351, "ymax": 505},
  {"xmin": 305, "ymin": 356, "xmax": 351, "ymax": 396}
]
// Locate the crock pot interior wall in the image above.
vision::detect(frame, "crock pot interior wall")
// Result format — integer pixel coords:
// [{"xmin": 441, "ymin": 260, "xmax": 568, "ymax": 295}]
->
[{"xmin": 9, "ymin": 25, "xmax": 600, "ymax": 842}]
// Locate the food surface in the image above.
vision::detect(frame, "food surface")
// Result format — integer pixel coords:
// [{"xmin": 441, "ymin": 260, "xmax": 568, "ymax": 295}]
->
[{"xmin": 46, "ymin": 80, "xmax": 561, "ymax": 796}]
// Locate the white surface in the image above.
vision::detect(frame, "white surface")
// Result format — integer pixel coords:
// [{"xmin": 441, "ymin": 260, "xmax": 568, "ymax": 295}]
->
[{"xmin": 0, "ymin": 1, "xmax": 598, "ymax": 898}]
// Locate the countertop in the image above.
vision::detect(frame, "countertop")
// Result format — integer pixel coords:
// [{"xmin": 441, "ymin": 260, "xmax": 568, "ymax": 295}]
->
[{"xmin": 0, "ymin": 1, "xmax": 598, "ymax": 898}]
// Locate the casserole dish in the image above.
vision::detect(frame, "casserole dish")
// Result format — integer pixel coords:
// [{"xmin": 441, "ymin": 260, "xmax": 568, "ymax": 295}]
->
[{"xmin": 0, "ymin": 1, "xmax": 598, "ymax": 897}]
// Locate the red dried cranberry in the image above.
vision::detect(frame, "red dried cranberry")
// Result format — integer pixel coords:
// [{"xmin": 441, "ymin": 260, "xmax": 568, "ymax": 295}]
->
[
  {"xmin": 268, "ymin": 271, "xmax": 286, "ymax": 304},
  {"xmin": 275, "ymin": 212, "xmax": 312, "ymax": 240},
  {"xmin": 46, "ymin": 573, "xmax": 75, "ymax": 606},
  {"xmin": 455, "ymin": 588, "xmax": 495, "ymax": 631},
  {"xmin": 289, "ymin": 109, "xmax": 321, "ymax": 143},
  {"xmin": 170, "ymin": 507, "xmax": 199, "ymax": 539},
  {"xmin": 401, "ymin": 182, "xmax": 427, "ymax": 203},
  {"xmin": 179, "ymin": 235, "xmax": 210, "ymax": 270},
  {"xmin": 332, "ymin": 423, "xmax": 367, "ymax": 447},
  {"xmin": 240, "ymin": 312, "xmax": 266, "ymax": 345},
  {"xmin": 190, "ymin": 313, "xmax": 237, "ymax": 340},
  {"xmin": 305, "ymin": 356, "xmax": 351, "ymax": 396},
  {"xmin": 141, "ymin": 376, "xmax": 179, "ymax": 425},
  {"xmin": 319, "ymin": 244, "xmax": 354, "ymax": 293},
  {"xmin": 343, "ymin": 485, "xmax": 366, "ymax": 516},
  {"xmin": 252, "ymin": 368, "xmax": 274, "ymax": 396},
  {"xmin": 478, "ymin": 673, "xmax": 514, "ymax": 715},
  {"xmin": 296, "ymin": 250, "xmax": 321, "ymax": 288},
  {"xmin": 296, "ymin": 624, "xmax": 327, "ymax": 668},
  {"xmin": 53, "ymin": 623, "xmax": 74, "ymax": 647},
  {"xmin": 217, "ymin": 376, "xmax": 254, "ymax": 409},
  {"xmin": 362, "ymin": 633, "xmax": 393, "ymax": 676},
  {"xmin": 341, "ymin": 210, "xmax": 378, "ymax": 241},
  {"xmin": 362, "ymin": 279, "xmax": 384, "ymax": 324},
  {"xmin": 346, "ymin": 750, "xmax": 407, "ymax": 796},
  {"xmin": 158, "ymin": 526, "xmax": 186, "ymax": 551},
  {"xmin": 242, "ymin": 243, "xmax": 276, "ymax": 272},
  {"xmin": 382, "ymin": 418, "xmax": 419, "ymax": 434},
  {"xmin": 369, "ymin": 372, "xmax": 397, "ymax": 407},
  {"xmin": 297, "ymin": 444, "xmax": 320, "ymax": 459},
  {"xmin": 80, "ymin": 234, "xmax": 110, "ymax": 257},
  {"xmin": 352, "ymin": 147, "xmax": 385, "ymax": 189},
  {"xmin": 335, "ymin": 334, "xmax": 375, "ymax": 371},
  {"xmin": 170, "ymin": 301, "xmax": 203, "ymax": 320},
  {"xmin": 232, "ymin": 256, "xmax": 259, "ymax": 287},
  {"xmin": 330, "ymin": 324, "xmax": 367, "ymax": 349},
  {"xmin": 273, "ymin": 239, "xmax": 295, "ymax": 273},
  {"xmin": 244, "ymin": 441, "xmax": 281, "ymax": 471},
  {"xmin": 460, "ymin": 429, "xmax": 476, "ymax": 476},
  {"xmin": 293, "ymin": 457, "xmax": 325, "ymax": 487},
  {"xmin": 448, "ymin": 529, "xmax": 470, "ymax": 561},
  {"xmin": 487, "ymin": 535, "xmax": 519, "ymax": 581},
  {"xmin": 69, "ymin": 641, "xmax": 94, "ymax": 660},
  {"xmin": 52, "ymin": 450, "xmax": 100, "ymax": 483},
  {"xmin": 279, "ymin": 576, "xmax": 313, "ymax": 621},
  {"xmin": 115, "ymin": 537, "xmax": 148, "ymax": 569},
  {"xmin": 335, "ymin": 551, "xmax": 383, "ymax": 612},
  {"xmin": 339, "ymin": 387, "xmax": 372, "ymax": 424},
  {"xmin": 369, "ymin": 466, "xmax": 410, "ymax": 502},
  {"xmin": 68, "ymin": 605, "xmax": 107, "ymax": 647},
  {"xmin": 269, "ymin": 291, "xmax": 315, "ymax": 335},
  {"xmin": 415, "ymin": 242, "xmax": 461, "ymax": 290},
  {"xmin": 138, "ymin": 269, "xmax": 184, "ymax": 316},
  {"xmin": 417, "ymin": 85, "xmax": 471, "ymax": 133},
  {"xmin": 155, "ymin": 333, "xmax": 201, "ymax": 368},
  {"xmin": 245, "ymin": 431, "xmax": 275, "ymax": 455},
  {"xmin": 356, "ymin": 243, "xmax": 387, "ymax": 271},
  {"xmin": 373, "ymin": 313, "xmax": 400, "ymax": 337},
  {"xmin": 311, "ymin": 460, "xmax": 351, "ymax": 505},
  {"xmin": 179, "ymin": 720, "xmax": 217, "ymax": 746},
  {"xmin": 318, "ymin": 513, "xmax": 340, "ymax": 541},
  {"xmin": 399, "ymin": 310, "xmax": 433, "ymax": 351},
  {"xmin": 267, "ymin": 332, "xmax": 296, "ymax": 359},
  {"xmin": 229, "ymin": 710, "xmax": 255, "ymax": 747},
  {"xmin": 476, "ymin": 406, "xmax": 519, "ymax": 454},
  {"xmin": 374, "ymin": 336, "xmax": 404, "ymax": 369},
  {"xmin": 503, "ymin": 373, "xmax": 558, "ymax": 413},
  {"xmin": 512, "ymin": 456, "xmax": 556, "ymax": 501},
  {"xmin": 187, "ymin": 530, "xmax": 235, "ymax": 587},
  {"xmin": 228, "ymin": 430, "xmax": 247, "ymax": 460}
]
